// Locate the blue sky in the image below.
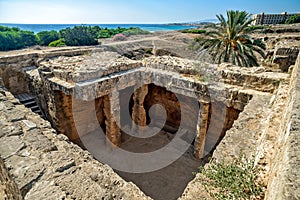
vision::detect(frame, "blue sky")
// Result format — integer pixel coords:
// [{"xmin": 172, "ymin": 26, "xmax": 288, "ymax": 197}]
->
[{"xmin": 0, "ymin": 0, "xmax": 299, "ymax": 24}]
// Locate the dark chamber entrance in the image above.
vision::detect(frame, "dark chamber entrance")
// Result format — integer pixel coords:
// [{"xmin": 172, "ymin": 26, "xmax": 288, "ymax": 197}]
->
[{"xmin": 116, "ymin": 84, "xmax": 203, "ymax": 200}]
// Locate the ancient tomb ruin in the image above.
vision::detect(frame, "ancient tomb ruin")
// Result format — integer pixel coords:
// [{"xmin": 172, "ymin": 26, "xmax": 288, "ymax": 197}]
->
[{"xmin": 0, "ymin": 46, "xmax": 297, "ymax": 200}]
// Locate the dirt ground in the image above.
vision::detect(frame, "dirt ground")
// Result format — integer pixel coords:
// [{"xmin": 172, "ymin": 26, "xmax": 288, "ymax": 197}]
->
[{"xmin": 116, "ymin": 130, "xmax": 206, "ymax": 200}]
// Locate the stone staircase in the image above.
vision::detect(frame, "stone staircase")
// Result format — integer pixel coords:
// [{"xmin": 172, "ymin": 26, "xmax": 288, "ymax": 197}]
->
[{"xmin": 14, "ymin": 93, "xmax": 44, "ymax": 118}]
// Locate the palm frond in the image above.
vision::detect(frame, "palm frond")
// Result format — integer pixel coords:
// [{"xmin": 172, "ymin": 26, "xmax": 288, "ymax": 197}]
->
[{"xmin": 193, "ymin": 10, "xmax": 266, "ymax": 67}]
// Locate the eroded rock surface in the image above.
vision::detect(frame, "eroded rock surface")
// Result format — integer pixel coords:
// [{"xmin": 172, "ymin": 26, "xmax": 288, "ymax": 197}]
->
[
  {"xmin": 0, "ymin": 87, "xmax": 150, "ymax": 200},
  {"xmin": 273, "ymin": 41, "xmax": 300, "ymax": 72},
  {"xmin": 0, "ymin": 158, "xmax": 22, "ymax": 200}
]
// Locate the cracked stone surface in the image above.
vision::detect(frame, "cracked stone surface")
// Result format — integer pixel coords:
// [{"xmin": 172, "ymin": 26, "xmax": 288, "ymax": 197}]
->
[
  {"xmin": 0, "ymin": 136, "xmax": 25, "ymax": 159},
  {"xmin": 0, "ymin": 88, "xmax": 150, "ymax": 199}
]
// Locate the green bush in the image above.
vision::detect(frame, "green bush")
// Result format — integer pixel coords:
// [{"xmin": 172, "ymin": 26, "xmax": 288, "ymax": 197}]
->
[
  {"xmin": 245, "ymin": 25, "xmax": 265, "ymax": 32},
  {"xmin": 48, "ymin": 39, "xmax": 66, "ymax": 47},
  {"xmin": 59, "ymin": 26, "xmax": 98, "ymax": 46},
  {"xmin": 0, "ymin": 25, "xmax": 150, "ymax": 51},
  {"xmin": 196, "ymin": 155, "xmax": 264, "ymax": 200},
  {"xmin": 286, "ymin": 14, "xmax": 300, "ymax": 24},
  {"xmin": 86, "ymin": 25, "xmax": 101, "ymax": 38},
  {"xmin": 0, "ymin": 26, "xmax": 15, "ymax": 32},
  {"xmin": 181, "ymin": 29, "xmax": 206, "ymax": 34},
  {"xmin": 19, "ymin": 31, "xmax": 37, "ymax": 47},
  {"xmin": 97, "ymin": 28, "xmax": 112, "ymax": 38},
  {"xmin": 36, "ymin": 30, "xmax": 59, "ymax": 46},
  {"xmin": 97, "ymin": 27, "xmax": 150, "ymax": 38},
  {"xmin": 122, "ymin": 28, "xmax": 150, "ymax": 36},
  {"xmin": 0, "ymin": 26, "xmax": 36, "ymax": 51}
]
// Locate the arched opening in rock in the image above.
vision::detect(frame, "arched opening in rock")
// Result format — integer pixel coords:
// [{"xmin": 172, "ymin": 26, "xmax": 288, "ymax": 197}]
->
[
  {"xmin": 115, "ymin": 84, "xmax": 202, "ymax": 200},
  {"xmin": 119, "ymin": 86, "xmax": 135, "ymax": 129},
  {"xmin": 144, "ymin": 83, "xmax": 181, "ymax": 134}
]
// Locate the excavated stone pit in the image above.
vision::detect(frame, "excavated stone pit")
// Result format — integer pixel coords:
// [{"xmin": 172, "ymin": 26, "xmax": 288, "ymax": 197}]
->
[
  {"xmin": 44, "ymin": 67, "xmax": 246, "ymax": 199},
  {"xmin": 27, "ymin": 51, "xmax": 252, "ymax": 200},
  {"xmin": 50, "ymin": 84, "xmax": 244, "ymax": 199},
  {"xmin": 0, "ymin": 46, "xmax": 293, "ymax": 200}
]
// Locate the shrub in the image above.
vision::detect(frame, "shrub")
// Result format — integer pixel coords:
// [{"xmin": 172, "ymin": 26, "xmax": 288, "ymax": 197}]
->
[
  {"xmin": 0, "ymin": 25, "xmax": 150, "ymax": 50},
  {"xmin": 245, "ymin": 25, "xmax": 265, "ymax": 32},
  {"xmin": 122, "ymin": 28, "xmax": 150, "ymax": 36},
  {"xmin": 59, "ymin": 26, "xmax": 98, "ymax": 46},
  {"xmin": 181, "ymin": 29, "xmax": 206, "ymax": 34},
  {"xmin": 0, "ymin": 27, "xmax": 36, "ymax": 51},
  {"xmin": 0, "ymin": 26, "xmax": 15, "ymax": 32},
  {"xmin": 48, "ymin": 39, "xmax": 66, "ymax": 47},
  {"xmin": 36, "ymin": 30, "xmax": 59, "ymax": 46},
  {"xmin": 97, "ymin": 27, "xmax": 150, "ymax": 38},
  {"xmin": 86, "ymin": 25, "xmax": 101, "ymax": 38},
  {"xmin": 18, "ymin": 31, "xmax": 37, "ymax": 47},
  {"xmin": 97, "ymin": 28, "xmax": 112, "ymax": 38},
  {"xmin": 196, "ymin": 155, "xmax": 264, "ymax": 200},
  {"xmin": 145, "ymin": 48, "xmax": 153, "ymax": 54},
  {"xmin": 286, "ymin": 14, "xmax": 300, "ymax": 24},
  {"xmin": 112, "ymin": 33, "xmax": 127, "ymax": 41}
]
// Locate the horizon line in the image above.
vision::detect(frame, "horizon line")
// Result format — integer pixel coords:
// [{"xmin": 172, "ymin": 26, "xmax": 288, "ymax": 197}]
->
[
  {"xmin": 0, "ymin": 19, "xmax": 218, "ymax": 25},
  {"xmin": 0, "ymin": 22, "xmax": 174, "ymax": 25}
]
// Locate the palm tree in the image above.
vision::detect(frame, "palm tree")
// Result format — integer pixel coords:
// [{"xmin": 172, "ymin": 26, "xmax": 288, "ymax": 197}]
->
[{"xmin": 195, "ymin": 10, "xmax": 266, "ymax": 67}]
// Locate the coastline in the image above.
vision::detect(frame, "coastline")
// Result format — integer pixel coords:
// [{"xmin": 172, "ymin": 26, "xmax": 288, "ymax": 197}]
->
[{"xmin": 0, "ymin": 23, "xmax": 196, "ymax": 33}]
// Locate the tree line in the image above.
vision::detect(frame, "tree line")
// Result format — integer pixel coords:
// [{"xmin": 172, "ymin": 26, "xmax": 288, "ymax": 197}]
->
[{"xmin": 0, "ymin": 25, "xmax": 150, "ymax": 51}]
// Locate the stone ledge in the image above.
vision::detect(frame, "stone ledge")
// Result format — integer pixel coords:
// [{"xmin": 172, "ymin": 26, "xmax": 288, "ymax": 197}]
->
[
  {"xmin": 39, "ymin": 54, "xmax": 289, "ymax": 98},
  {"xmin": 218, "ymin": 63, "xmax": 289, "ymax": 93}
]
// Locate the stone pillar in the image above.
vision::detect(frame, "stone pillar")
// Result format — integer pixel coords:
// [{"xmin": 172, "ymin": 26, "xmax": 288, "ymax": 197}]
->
[
  {"xmin": 103, "ymin": 93, "xmax": 121, "ymax": 147},
  {"xmin": 132, "ymin": 85, "xmax": 148, "ymax": 130},
  {"xmin": 194, "ymin": 101, "xmax": 210, "ymax": 159}
]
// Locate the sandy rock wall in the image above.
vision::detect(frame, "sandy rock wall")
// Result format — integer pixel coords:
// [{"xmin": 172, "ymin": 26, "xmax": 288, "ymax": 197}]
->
[
  {"xmin": 264, "ymin": 52, "xmax": 300, "ymax": 200},
  {"xmin": 0, "ymin": 53, "xmax": 38, "ymax": 94},
  {"xmin": 218, "ymin": 63, "xmax": 288, "ymax": 92},
  {"xmin": 0, "ymin": 84, "xmax": 150, "ymax": 200},
  {"xmin": 0, "ymin": 158, "xmax": 22, "ymax": 200},
  {"xmin": 273, "ymin": 43, "xmax": 300, "ymax": 72},
  {"xmin": 53, "ymin": 91, "xmax": 79, "ymax": 140},
  {"xmin": 0, "ymin": 47, "xmax": 95, "ymax": 95}
]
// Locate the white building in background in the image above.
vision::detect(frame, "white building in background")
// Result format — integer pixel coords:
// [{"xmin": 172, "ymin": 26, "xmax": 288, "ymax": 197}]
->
[{"xmin": 252, "ymin": 12, "xmax": 300, "ymax": 25}]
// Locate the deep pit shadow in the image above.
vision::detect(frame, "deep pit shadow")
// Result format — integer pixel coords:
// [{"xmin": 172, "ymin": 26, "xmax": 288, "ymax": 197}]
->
[{"xmin": 115, "ymin": 130, "xmax": 207, "ymax": 200}]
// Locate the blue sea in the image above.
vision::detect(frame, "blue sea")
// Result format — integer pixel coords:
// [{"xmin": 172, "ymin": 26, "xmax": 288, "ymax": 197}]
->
[{"xmin": 0, "ymin": 23, "xmax": 196, "ymax": 33}]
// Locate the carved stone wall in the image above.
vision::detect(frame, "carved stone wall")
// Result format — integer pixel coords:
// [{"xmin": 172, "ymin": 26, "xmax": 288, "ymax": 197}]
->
[
  {"xmin": 273, "ymin": 43, "xmax": 300, "ymax": 72},
  {"xmin": 0, "ymin": 54, "xmax": 37, "ymax": 94},
  {"xmin": 0, "ymin": 48, "xmax": 95, "ymax": 95},
  {"xmin": 0, "ymin": 158, "xmax": 22, "ymax": 200},
  {"xmin": 265, "ymin": 52, "xmax": 300, "ymax": 200},
  {"xmin": 0, "ymin": 85, "xmax": 150, "ymax": 200},
  {"xmin": 144, "ymin": 84, "xmax": 181, "ymax": 132},
  {"xmin": 53, "ymin": 91, "xmax": 79, "ymax": 140}
]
